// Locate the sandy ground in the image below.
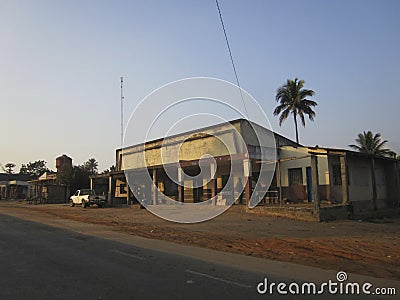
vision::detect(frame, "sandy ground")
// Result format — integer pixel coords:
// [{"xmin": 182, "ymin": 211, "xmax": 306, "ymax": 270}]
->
[{"xmin": 1, "ymin": 201, "xmax": 399, "ymax": 281}]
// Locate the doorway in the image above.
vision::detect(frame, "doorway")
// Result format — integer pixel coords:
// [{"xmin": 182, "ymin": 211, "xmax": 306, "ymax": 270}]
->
[{"xmin": 306, "ymin": 167, "xmax": 312, "ymax": 202}]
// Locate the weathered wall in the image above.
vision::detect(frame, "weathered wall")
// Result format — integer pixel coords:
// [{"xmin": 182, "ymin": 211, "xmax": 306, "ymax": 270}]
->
[
  {"xmin": 120, "ymin": 122, "xmax": 244, "ymax": 170},
  {"xmin": 347, "ymin": 157, "xmax": 373, "ymax": 202},
  {"xmin": 278, "ymin": 147, "xmax": 329, "ymax": 187},
  {"xmin": 47, "ymin": 185, "xmax": 67, "ymax": 203},
  {"xmin": 247, "ymin": 205, "xmax": 319, "ymax": 221}
]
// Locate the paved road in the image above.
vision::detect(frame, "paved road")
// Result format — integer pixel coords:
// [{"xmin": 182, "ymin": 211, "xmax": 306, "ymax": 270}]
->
[{"xmin": 0, "ymin": 213, "xmax": 397, "ymax": 300}]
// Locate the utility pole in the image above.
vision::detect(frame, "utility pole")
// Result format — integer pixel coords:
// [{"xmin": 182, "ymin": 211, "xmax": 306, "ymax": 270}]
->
[{"xmin": 120, "ymin": 76, "xmax": 124, "ymax": 149}]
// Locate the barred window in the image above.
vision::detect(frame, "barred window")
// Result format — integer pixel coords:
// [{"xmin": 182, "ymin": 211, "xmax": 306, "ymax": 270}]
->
[
  {"xmin": 332, "ymin": 164, "xmax": 342, "ymax": 185},
  {"xmin": 288, "ymin": 168, "xmax": 303, "ymax": 185}
]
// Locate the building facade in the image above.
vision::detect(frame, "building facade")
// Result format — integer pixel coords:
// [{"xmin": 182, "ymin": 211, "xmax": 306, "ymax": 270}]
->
[{"xmin": 92, "ymin": 119, "xmax": 400, "ymax": 220}]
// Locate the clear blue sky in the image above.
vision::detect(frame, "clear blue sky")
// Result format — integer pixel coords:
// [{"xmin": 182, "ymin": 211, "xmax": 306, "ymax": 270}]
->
[{"xmin": 1, "ymin": 0, "xmax": 399, "ymax": 172}]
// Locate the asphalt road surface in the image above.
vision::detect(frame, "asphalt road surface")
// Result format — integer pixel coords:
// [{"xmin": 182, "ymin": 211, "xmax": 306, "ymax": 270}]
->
[{"xmin": 0, "ymin": 213, "xmax": 397, "ymax": 300}]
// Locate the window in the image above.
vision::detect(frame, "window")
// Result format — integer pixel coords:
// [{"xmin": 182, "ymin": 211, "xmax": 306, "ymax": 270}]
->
[
  {"xmin": 119, "ymin": 183, "xmax": 126, "ymax": 194},
  {"xmin": 332, "ymin": 164, "xmax": 342, "ymax": 185},
  {"xmin": 288, "ymin": 168, "xmax": 303, "ymax": 186}
]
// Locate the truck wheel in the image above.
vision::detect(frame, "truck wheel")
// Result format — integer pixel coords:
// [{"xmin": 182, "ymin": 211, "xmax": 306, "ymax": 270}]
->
[
  {"xmin": 70, "ymin": 201, "xmax": 75, "ymax": 207},
  {"xmin": 82, "ymin": 201, "xmax": 86, "ymax": 208}
]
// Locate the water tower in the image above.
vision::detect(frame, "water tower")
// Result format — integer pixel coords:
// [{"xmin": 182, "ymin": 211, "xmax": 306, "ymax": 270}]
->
[{"xmin": 56, "ymin": 154, "xmax": 72, "ymax": 173}]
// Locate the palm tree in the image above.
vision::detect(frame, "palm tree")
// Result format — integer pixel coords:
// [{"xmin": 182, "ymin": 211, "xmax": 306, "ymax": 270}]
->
[
  {"xmin": 274, "ymin": 78, "xmax": 317, "ymax": 144},
  {"xmin": 84, "ymin": 158, "xmax": 99, "ymax": 175},
  {"xmin": 349, "ymin": 131, "xmax": 392, "ymax": 157}
]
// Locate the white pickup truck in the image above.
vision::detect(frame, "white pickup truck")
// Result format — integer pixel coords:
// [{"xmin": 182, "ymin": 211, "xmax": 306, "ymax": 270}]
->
[{"xmin": 70, "ymin": 189, "xmax": 107, "ymax": 208}]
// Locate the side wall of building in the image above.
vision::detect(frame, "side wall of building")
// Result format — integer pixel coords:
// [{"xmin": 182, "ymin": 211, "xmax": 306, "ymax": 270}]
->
[{"xmin": 278, "ymin": 147, "xmax": 329, "ymax": 202}]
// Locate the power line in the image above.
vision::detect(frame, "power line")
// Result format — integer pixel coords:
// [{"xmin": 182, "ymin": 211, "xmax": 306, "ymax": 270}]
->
[{"xmin": 215, "ymin": 0, "xmax": 249, "ymax": 118}]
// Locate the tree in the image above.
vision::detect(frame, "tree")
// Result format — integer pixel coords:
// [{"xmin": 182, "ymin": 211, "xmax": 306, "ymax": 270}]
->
[
  {"xmin": 19, "ymin": 164, "xmax": 28, "ymax": 174},
  {"xmin": 349, "ymin": 131, "xmax": 392, "ymax": 157},
  {"xmin": 19, "ymin": 160, "xmax": 49, "ymax": 179},
  {"xmin": 4, "ymin": 163, "xmax": 16, "ymax": 174},
  {"xmin": 70, "ymin": 165, "xmax": 91, "ymax": 192},
  {"xmin": 84, "ymin": 158, "xmax": 98, "ymax": 175},
  {"xmin": 102, "ymin": 165, "xmax": 116, "ymax": 174},
  {"xmin": 274, "ymin": 78, "xmax": 317, "ymax": 144},
  {"xmin": 60, "ymin": 158, "xmax": 99, "ymax": 193}
]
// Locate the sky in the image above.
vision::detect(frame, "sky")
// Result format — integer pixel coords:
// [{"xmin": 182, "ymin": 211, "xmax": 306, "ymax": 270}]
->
[{"xmin": 1, "ymin": 0, "xmax": 400, "ymax": 172}]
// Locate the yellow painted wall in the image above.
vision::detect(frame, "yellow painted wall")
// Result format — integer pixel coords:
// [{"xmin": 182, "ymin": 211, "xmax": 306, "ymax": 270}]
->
[
  {"xmin": 278, "ymin": 146, "xmax": 329, "ymax": 187},
  {"xmin": 120, "ymin": 123, "xmax": 243, "ymax": 170}
]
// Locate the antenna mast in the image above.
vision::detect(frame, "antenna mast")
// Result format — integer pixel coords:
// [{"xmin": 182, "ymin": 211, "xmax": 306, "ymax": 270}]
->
[{"xmin": 120, "ymin": 76, "xmax": 124, "ymax": 149}]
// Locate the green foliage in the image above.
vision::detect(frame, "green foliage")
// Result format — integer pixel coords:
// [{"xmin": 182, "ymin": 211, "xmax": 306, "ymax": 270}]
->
[
  {"xmin": 274, "ymin": 78, "xmax": 317, "ymax": 144},
  {"xmin": 19, "ymin": 160, "xmax": 49, "ymax": 179},
  {"xmin": 84, "ymin": 158, "xmax": 99, "ymax": 175},
  {"xmin": 349, "ymin": 131, "xmax": 392, "ymax": 157},
  {"xmin": 19, "ymin": 165, "xmax": 28, "ymax": 174},
  {"xmin": 68, "ymin": 158, "xmax": 100, "ymax": 193},
  {"xmin": 102, "ymin": 165, "xmax": 116, "ymax": 174},
  {"xmin": 4, "ymin": 163, "xmax": 16, "ymax": 174},
  {"xmin": 70, "ymin": 165, "xmax": 90, "ymax": 192}
]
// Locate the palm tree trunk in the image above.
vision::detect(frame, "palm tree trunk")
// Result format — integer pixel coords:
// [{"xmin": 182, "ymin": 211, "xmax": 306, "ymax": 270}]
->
[{"xmin": 293, "ymin": 113, "xmax": 299, "ymax": 144}]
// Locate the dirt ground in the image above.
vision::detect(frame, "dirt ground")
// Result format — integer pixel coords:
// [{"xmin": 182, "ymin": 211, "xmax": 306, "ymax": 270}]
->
[{"xmin": 1, "ymin": 201, "xmax": 399, "ymax": 281}]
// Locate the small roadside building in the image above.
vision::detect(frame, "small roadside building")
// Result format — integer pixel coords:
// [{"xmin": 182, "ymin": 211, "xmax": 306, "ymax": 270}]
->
[
  {"xmin": 276, "ymin": 145, "xmax": 400, "ymax": 217},
  {"xmin": 92, "ymin": 119, "xmax": 400, "ymax": 220},
  {"xmin": 27, "ymin": 155, "xmax": 72, "ymax": 204},
  {"xmin": 28, "ymin": 172, "xmax": 69, "ymax": 203},
  {"xmin": 0, "ymin": 173, "xmax": 30, "ymax": 199}
]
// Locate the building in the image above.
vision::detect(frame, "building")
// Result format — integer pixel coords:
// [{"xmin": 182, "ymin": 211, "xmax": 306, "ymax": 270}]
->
[
  {"xmin": 276, "ymin": 145, "xmax": 400, "ymax": 217},
  {"xmin": 0, "ymin": 173, "xmax": 30, "ymax": 199},
  {"xmin": 92, "ymin": 119, "xmax": 400, "ymax": 221},
  {"xmin": 28, "ymin": 155, "xmax": 72, "ymax": 203}
]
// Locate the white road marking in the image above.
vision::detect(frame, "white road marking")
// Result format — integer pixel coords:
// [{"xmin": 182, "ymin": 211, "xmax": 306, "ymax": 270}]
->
[
  {"xmin": 111, "ymin": 249, "xmax": 146, "ymax": 260},
  {"xmin": 185, "ymin": 269, "xmax": 252, "ymax": 288}
]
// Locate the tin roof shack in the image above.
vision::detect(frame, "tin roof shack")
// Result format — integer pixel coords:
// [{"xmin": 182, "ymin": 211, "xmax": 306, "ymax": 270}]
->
[
  {"xmin": 273, "ymin": 146, "xmax": 400, "ymax": 220},
  {"xmin": 28, "ymin": 172, "xmax": 69, "ymax": 204},
  {"xmin": 28, "ymin": 154, "xmax": 73, "ymax": 204},
  {"xmin": 0, "ymin": 174, "xmax": 30, "ymax": 200}
]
